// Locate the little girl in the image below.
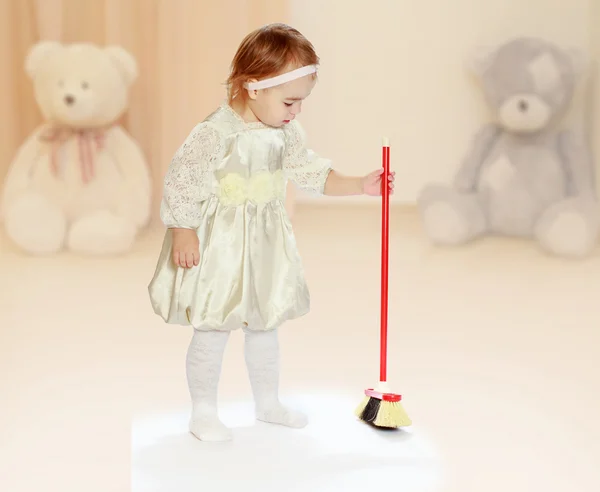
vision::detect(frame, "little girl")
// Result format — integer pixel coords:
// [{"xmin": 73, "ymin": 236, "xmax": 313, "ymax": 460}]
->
[{"xmin": 148, "ymin": 23, "xmax": 395, "ymax": 442}]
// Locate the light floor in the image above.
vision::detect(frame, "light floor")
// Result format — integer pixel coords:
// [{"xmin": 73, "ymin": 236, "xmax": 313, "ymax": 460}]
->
[{"xmin": 1, "ymin": 205, "xmax": 599, "ymax": 492}]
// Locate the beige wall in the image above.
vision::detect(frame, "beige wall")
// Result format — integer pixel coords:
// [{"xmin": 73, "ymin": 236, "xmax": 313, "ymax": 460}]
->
[
  {"xmin": 591, "ymin": 0, "xmax": 600, "ymax": 194},
  {"xmin": 290, "ymin": 0, "xmax": 594, "ymax": 204},
  {"xmin": 0, "ymin": 0, "xmax": 596, "ymax": 216}
]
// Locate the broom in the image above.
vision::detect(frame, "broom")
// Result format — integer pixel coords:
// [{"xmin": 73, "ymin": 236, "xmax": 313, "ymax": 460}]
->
[{"xmin": 355, "ymin": 137, "xmax": 412, "ymax": 429}]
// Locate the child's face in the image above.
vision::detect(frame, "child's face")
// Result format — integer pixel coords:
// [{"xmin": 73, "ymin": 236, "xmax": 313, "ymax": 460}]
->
[{"xmin": 247, "ymin": 72, "xmax": 316, "ymax": 128}]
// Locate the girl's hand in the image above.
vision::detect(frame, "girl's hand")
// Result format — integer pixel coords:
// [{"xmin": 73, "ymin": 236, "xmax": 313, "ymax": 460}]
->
[
  {"xmin": 361, "ymin": 168, "xmax": 395, "ymax": 196},
  {"xmin": 171, "ymin": 228, "xmax": 200, "ymax": 268}
]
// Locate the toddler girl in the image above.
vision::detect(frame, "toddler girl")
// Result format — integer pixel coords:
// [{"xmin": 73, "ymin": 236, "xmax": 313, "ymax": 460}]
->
[{"xmin": 148, "ymin": 23, "xmax": 395, "ymax": 442}]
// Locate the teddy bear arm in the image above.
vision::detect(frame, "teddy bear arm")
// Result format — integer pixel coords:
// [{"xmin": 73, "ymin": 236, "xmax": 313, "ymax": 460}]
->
[
  {"xmin": 557, "ymin": 129, "xmax": 596, "ymax": 199},
  {"xmin": 0, "ymin": 127, "xmax": 47, "ymax": 222},
  {"xmin": 453, "ymin": 123, "xmax": 501, "ymax": 192},
  {"xmin": 107, "ymin": 127, "xmax": 152, "ymax": 228},
  {"xmin": 532, "ymin": 130, "xmax": 600, "ymax": 258}
]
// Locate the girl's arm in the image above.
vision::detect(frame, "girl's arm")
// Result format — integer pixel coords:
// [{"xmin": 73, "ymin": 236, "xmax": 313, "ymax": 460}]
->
[
  {"xmin": 323, "ymin": 170, "xmax": 363, "ymax": 196},
  {"xmin": 324, "ymin": 168, "xmax": 395, "ymax": 196},
  {"xmin": 161, "ymin": 122, "xmax": 222, "ymax": 230},
  {"xmin": 161, "ymin": 122, "xmax": 223, "ymax": 268},
  {"xmin": 282, "ymin": 121, "xmax": 394, "ymax": 198}
]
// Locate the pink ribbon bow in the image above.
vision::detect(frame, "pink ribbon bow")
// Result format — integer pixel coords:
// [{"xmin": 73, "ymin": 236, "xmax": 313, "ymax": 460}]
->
[{"xmin": 38, "ymin": 125, "xmax": 109, "ymax": 184}]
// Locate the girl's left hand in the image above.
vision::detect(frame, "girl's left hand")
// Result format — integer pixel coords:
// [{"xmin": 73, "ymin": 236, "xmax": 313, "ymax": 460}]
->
[{"xmin": 361, "ymin": 168, "xmax": 395, "ymax": 196}]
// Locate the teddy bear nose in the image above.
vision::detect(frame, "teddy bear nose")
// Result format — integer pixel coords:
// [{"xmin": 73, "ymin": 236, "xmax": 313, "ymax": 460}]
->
[
  {"xmin": 518, "ymin": 100, "xmax": 528, "ymax": 112},
  {"xmin": 64, "ymin": 94, "xmax": 75, "ymax": 106}
]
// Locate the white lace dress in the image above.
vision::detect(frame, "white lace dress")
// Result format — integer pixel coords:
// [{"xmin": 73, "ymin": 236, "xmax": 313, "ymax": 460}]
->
[{"xmin": 148, "ymin": 102, "xmax": 332, "ymax": 332}]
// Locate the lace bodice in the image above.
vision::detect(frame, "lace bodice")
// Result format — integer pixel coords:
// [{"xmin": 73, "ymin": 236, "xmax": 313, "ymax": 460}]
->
[{"xmin": 159, "ymin": 103, "xmax": 332, "ymax": 229}]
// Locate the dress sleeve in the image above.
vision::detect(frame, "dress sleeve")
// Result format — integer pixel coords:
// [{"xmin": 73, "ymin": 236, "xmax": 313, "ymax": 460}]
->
[
  {"xmin": 160, "ymin": 122, "xmax": 223, "ymax": 229},
  {"xmin": 282, "ymin": 120, "xmax": 332, "ymax": 196}
]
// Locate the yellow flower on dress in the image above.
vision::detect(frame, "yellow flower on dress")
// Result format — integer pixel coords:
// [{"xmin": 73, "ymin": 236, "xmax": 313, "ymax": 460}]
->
[
  {"xmin": 248, "ymin": 171, "xmax": 275, "ymax": 204},
  {"xmin": 217, "ymin": 170, "xmax": 287, "ymax": 206},
  {"xmin": 218, "ymin": 173, "xmax": 247, "ymax": 206}
]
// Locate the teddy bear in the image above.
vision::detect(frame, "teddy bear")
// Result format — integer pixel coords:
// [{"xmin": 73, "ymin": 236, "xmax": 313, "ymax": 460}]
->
[
  {"xmin": 417, "ymin": 37, "xmax": 600, "ymax": 258},
  {"xmin": 0, "ymin": 41, "xmax": 151, "ymax": 255}
]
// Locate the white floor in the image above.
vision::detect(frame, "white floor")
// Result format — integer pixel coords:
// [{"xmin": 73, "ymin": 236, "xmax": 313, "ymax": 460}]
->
[
  {"xmin": 131, "ymin": 394, "xmax": 440, "ymax": 492},
  {"xmin": 1, "ymin": 205, "xmax": 600, "ymax": 492}
]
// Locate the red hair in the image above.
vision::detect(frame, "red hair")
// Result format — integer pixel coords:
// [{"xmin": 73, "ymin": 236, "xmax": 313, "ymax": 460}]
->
[{"xmin": 226, "ymin": 23, "xmax": 319, "ymax": 103}]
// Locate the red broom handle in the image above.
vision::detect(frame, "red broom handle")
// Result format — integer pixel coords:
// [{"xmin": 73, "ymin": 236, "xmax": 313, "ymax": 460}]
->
[{"xmin": 381, "ymin": 138, "xmax": 390, "ymax": 383}]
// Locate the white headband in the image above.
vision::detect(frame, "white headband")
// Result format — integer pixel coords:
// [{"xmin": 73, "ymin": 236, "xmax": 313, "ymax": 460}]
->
[{"xmin": 244, "ymin": 64, "xmax": 318, "ymax": 90}]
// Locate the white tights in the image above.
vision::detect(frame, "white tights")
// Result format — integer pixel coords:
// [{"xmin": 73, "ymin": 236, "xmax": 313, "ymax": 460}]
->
[{"xmin": 185, "ymin": 327, "xmax": 307, "ymax": 442}]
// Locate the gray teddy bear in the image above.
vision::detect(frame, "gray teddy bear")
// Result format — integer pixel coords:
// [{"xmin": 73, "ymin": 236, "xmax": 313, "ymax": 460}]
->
[{"xmin": 417, "ymin": 37, "xmax": 600, "ymax": 258}]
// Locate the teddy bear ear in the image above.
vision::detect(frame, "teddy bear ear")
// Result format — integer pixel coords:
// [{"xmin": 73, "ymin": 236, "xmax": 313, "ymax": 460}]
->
[
  {"xmin": 564, "ymin": 47, "xmax": 588, "ymax": 77},
  {"xmin": 105, "ymin": 46, "xmax": 138, "ymax": 86},
  {"xmin": 25, "ymin": 40, "xmax": 62, "ymax": 79},
  {"xmin": 467, "ymin": 45, "xmax": 496, "ymax": 77}
]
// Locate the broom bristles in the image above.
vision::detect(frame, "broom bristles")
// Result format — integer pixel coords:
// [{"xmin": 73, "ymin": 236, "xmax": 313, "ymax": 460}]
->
[
  {"xmin": 354, "ymin": 395, "xmax": 370, "ymax": 418},
  {"xmin": 355, "ymin": 396, "xmax": 412, "ymax": 428}
]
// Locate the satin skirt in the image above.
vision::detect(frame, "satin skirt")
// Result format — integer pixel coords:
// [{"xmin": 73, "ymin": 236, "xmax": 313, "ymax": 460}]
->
[{"xmin": 148, "ymin": 196, "xmax": 310, "ymax": 332}]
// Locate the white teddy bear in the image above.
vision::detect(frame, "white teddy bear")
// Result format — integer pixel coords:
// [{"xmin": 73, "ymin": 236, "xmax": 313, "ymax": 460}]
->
[{"xmin": 0, "ymin": 41, "xmax": 151, "ymax": 255}]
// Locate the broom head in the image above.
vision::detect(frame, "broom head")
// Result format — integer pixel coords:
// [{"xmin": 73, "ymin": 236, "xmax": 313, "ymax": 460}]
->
[{"xmin": 355, "ymin": 388, "xmax": 412, "ymax": 428}]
